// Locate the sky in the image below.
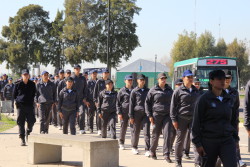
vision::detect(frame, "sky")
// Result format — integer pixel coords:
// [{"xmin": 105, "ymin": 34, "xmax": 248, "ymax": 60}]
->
[{"xmin": 1, "ymin": 0, "xmax": 250, "ymax": 75}]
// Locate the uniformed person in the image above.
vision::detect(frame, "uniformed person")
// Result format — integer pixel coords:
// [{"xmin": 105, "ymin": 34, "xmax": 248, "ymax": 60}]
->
[
  {"xmin": 0, "ymin": 74, "xmax": 8, "ymax": 101},
  {"xmin": 116, "ymin": 74, "xmax": 133, "ymax": 150},
  {"xmin": 93, "ymin": 68, "xmax": 110, "ymax": 135},
  {"xmin": 97, "ymin": 79, "xmax": 117, "ymax": 139},
  {"xmin": 35, "ymin": 71, "xmax": 56, "ymax": 134},
  {"xmin": 3, "ymin": 77, "xmax": 14, "ymax": 115},
  {"xmin": 192, "ymin": 69, "xmax": 238, "ymax": 167},
  {"xmin": 129, "ymin": 74, "xmax": 150, "ymax": 156},
  {"xmin": 58, "ymin": 77, "xmax": 79, "ymax": 135},
  {"xmin": 13, "ymin": 69, "xmax": 36, "ymax": 146},
  {"xmin": 86, "ymin": 70, "xmax": 98, "ymax": 133},
  {"xmin": 72, "ymin": 65, "xmax": 88, "ymax": 134},
  {"xmin": 170, "ymin": 70, "xmax": 199, "ymax": 167},
  {"xmin": 145, "ymin": 72, "xmax": 173, "ymax": 162},
  {"xmin": 244, "ymin": 78, "xmax": 250, "ymax": 137}
]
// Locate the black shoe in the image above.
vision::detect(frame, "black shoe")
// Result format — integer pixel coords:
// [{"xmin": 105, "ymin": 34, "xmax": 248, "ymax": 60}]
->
[
  {"xmin": 151, "ymin": 152, "xmax": 157, "ymax": 160},
  {"xmin": 40, "ymin": 131, "xmax": 45, "ymax": 134},
  {"xmin": 175, "ymin": 161, "xmax": 182, "ymax": 167},
  {"xmin": 90, "ymin": 129, "xmax": 93, "ymax": 133},
  {"xmin": 20, "ymin": 137, "xmax": 26, "ymax": 146},
  {"xmin": 184, "ymin": 154, "xmax": 191, "ymax": 159},
  {"xmin": 165, "ymin": 156, "xmax": 172, "ymax": 163},
  {"xmin": 194, "ymin": 164, "xmax": 201, "ymax": 167},
  {"xmin": 25, "ymin": 131, "xmax": 30, "ymax": 142}
]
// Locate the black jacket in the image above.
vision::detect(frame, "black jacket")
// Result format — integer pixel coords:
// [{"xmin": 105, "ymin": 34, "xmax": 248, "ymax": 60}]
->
[
  {"xmin": 35, "ymin": 80, "xmax": 56, "ymax": 104},
  {"xmin": 244, "ymin": 80, "xmax": 250, "ymax": 130},
  {"xmin": 97, "ymin": 90, "xmax": 117, "ymax": 114},
  {"xmin": 0, "ymin": 80, "xmax": 8, "ymax": 93},
  {"xmin": 116, "ymin": 86, "xmax": 133, "ymax": 115},
  {"xmin": 145, "ymin": 84, "xmax": 173, "ymax": 117},
  {"xmin": 170, "ymin": 84, "xmax": 200, "ymax": 122},
  {"xmin": 87, "ymin": 79, "xmax": 98, "ymax": 102},
  {"xmin": 58, "ymin": 88, "xmax": 79, "ymax": 112},
  {"xmin": 93, "ymin": 78, "xmax": 107, "ymax": 103},
  {"xmin": 226, "ymin": 86, "xmax": 240, "ymax": 125},
  {"xmin": 129, "ymin": 86, "xmax": 149, "ymax": 119},
  {"xmin": 72, "ymin": 73, "xmax": 87, "ymax": 101},
  {"xmin": 13, "ymin": 80, "xmax": 36, "ymax": 105},
  {"xmin": 3, "ymin": 83, "xmax": 14, "ymax": 100},
  {"xmin": 192, "ymin": 90, "xmax": 239, "ymax": 148},
  {"xmin": 57, "ymin": 79, "xmax": 67, "ymax": 101}
]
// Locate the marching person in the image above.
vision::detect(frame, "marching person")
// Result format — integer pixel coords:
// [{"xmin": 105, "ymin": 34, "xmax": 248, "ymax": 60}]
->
[
  {"xmin": 116, "ymin": 74, "xmax": 133, "ymax": 150},
  {"xmin": 72, "ymin": 65, "xmax": 89, "ymax": 134},
  {"xmin": 86, "ymin": 70, "xmax": 98, "ymax": 133},
  {"xmin": 93, "ymin": 68, "xmax": 110, "ymax": 135},
  {"xmin": 129, "ymin": 74, "xmax": 150, "ymax": 156},
  {"xmin": 97, "ymin": 79, "xmax": 117, "ymax": 139},
  {"xmin": 0, "ymin": 74, "xmax": 8, "ymax": 101},
  {"xmin": 3, "ymin": 77, "xmax": 14, "ymax": 115},
  {"xmin": 192, "ymin": 69, "xmax": 239, "ymax": 167},
  {"xmin": 170, "ymin": 70, "xmax": 199, "ymax": 167},
  {"xmin": 58, "ymin": 77, "xmax": 79, "ymax": 135},
  {"xmin": 13, "ymin": 69, "xmax": 36, "ymax": 146},
  {"xmin": 145, "ymin": 72, "xmax": 173, "ymax": 162},
  {"xmin": 35, "ymin": 71, "xmax": 56, "ymax": 134}
]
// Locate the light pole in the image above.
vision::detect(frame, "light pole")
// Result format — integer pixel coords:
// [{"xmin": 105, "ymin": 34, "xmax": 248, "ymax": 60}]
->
[{"xmin": 107, "ymin": 0, "xmax": 111, "ymax": 73}]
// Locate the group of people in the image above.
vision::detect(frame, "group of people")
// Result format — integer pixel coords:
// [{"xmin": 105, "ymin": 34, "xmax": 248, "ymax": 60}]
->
[{"xmin": 2, "ymin": 64, "xmax": 250, "ymax": 167}]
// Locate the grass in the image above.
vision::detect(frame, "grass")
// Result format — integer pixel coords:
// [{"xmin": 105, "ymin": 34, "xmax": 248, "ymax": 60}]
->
[{"xmin": 0, "ymin": 114, "xmax": 16, "ymax": 132}]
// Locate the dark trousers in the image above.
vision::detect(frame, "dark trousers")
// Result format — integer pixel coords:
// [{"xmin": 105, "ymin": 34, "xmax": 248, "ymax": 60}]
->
[
  {"xmin": 202, "ymin": 137, "xmax": 237, "ymax": 167},
  {"xmin": 87, "ymin": 101, "xmax": 96, "ymax": 130},
  {"xmin": 130, "ymin": 112, "xmax": 150, "ymax": 150},
  {"xmin": 16, "ymin": 104, "xmax": 36, "ymax": 138},
  {"xmin": 119, "ymin": 113, "xmax": 129, "ymax": 144},
  {"xmin": 56, "ymin": 104, "xmax": 62, "ymax": 127},
  {"xmin": 96, "ymin": 109, "xmax": 102, "ymax": 131},
  {"xmin": 183, "ymin": 126, "xmax": 191, "ymax": 155},
  {"xmin": 39, "ymin": 103, "xmax": 52, "ymax": 133},
  {"xmin": 51, "ymin": 104, "xmax": 57, "ymax": 126},
  {"xmin": 193, "ymin": 143, "xmax": 202, "ymax": 165},
  {"xmin": 79, "ymin": 103, "xmax": 86, "ymax": 130},
  {"xmin": 170, "ymin": 125, "xmax": 176, "ymax": 151},
  {"xmin": 62, "ymin": 110, "xmax": 77, "ymax": 135},
  {"xmin": 101, "ymin": 112, "xmax": 116, "ymax": 139},
  {"xmin": 0, "ymin": 92, "xmax": 4, "ymax": 101},
  {"xmin": 175, "ymin": 117, "xmax": 192, "ymax": 162},
  {"xmin": 150, "ymin": 114, "xmax": 172, "ymax": 156}
]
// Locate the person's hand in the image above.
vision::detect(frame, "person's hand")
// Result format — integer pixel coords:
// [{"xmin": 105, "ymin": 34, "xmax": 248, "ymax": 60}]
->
[
  {"xmin": 130, "ymin": 118, "xmax": 135, "ymax": 124},
  {"xmin": 99, "ymin": 113, "xmax": 103, "ymax": 119},
  {"xmin": 59, "ymin": 112, "xmax": 63, "ymax": 119},
  {"xmin": 172, "ymin": 121, "xmax": 178, "ymax": 130},
  {"xmin": 95, "ymin": 102, "xmax": 98, "ymax": 108},
  {"xmin": 118, "ymin": 114, "xmax": 123, "ymax": 121},
  {"xmin": 83, "ymin": 100, "xmax": 90, "ymax": 108},
  {"xmin": 36, "ymin": 103, "xmax": 40, "ymax": 108},
  {"xmin": 149, "ymin": 117, "xmax": 154, "ymax": 125},
  {"xmin": 76, "ymin": 112, "xmax": 79, "ymax": 118},
  {"xmin": 196, "ymin": 146, "xmax": 206, "ymax": 157},
  {"xmin": 247, "ymin": 130, "xmax": 250, "ymax": 137}
]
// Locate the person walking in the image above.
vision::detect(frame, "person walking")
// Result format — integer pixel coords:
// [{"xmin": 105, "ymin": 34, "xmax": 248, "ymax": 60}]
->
[{"xmin": 3, "ymin": 77, "xmax": 14, "ymax": 115}]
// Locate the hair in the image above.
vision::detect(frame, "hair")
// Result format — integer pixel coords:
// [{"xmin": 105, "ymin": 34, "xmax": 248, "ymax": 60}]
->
[{"xmin": 208, "ymin": 80, "xmax": 213, "ymax": 90}]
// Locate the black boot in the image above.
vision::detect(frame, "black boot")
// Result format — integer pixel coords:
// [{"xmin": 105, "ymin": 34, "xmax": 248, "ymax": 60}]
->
[
  {"xmin": 175, "ymin": 161, "xmax": 182, "ymax": 167},
  {"xmin": 20, "ymin": 136, "xmax": 26, "ymax": 146}
]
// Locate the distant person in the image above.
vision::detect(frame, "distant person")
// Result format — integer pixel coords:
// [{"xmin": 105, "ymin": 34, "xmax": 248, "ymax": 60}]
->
[
  {"xmin": 3, "ymin": 77, "xmax": 14, "ymax": 115},
  {"xmin": 0, "ymin": 74, "xmax": 8, "ymax": 101},
  {"xmin": 13, "ymin": 69, "xmax": 36, "ymax": 146}
]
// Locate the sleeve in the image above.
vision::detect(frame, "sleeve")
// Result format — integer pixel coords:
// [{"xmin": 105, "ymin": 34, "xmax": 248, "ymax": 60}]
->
[
  {"xmin": 35, "ymin": 84, "xmax": 39, "ymax": 103},
  {"xmin": 3, "ymin": 85, "xmax": 7, "ymax": 100},
  {"xmin": 52, "ymin": 83, "xmax": 56, "ymax": 103},
  {"xmin": 82, "ymin": 78, "xmax": 88, "ymax": 100},
  {"xmin": 116, "ymin": 89, "xmax": 123, "ymax": 115},
  {"xmin": 75, "ymin": 93, "xmax": 80, "ymax": 113},
  {"xmin": 12, "ymin": 83, "xmax": 18, "ymax": 102},
  {"xmin": 58, "ymin": 91, "xmax": 63, "ymax": 113},
  {"xmin": 32, "ymin": 82, "xmax": 36, "ymax": 101},
  {"xmin": 57, "ymin": 81, "xmax": 62, "ymax": 102},
  {"xmin": 145, "ymin": 89, "xmax": 154, "ymax": 117},
  {"xmin": 244, "ymin": 81, "xmax": 250, "ymax": 130},
  {"xmin": 170, "ymin": 89, "xmax": 179, "ymax": 122},
  {"xmin": 93, "ymin": 81, "xmax": 99, "ymax": 103},
  {"xmin": 231, "ymin": 93, "xmax": 240, "ymax": 142},
  {"xmin": 129, "ymin": 90, "xmax": 136, "ymax": 119},
  {"xmin": 97, "ymin": 91, "xmax": 103, "ymax": 114},
  {"xmin": 191, "ymin": 95, "xmax": 205, "ymax": 148}
]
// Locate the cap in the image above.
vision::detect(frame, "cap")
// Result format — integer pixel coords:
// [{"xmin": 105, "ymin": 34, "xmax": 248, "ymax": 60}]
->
[
  {"xmin": 174, "ymin": 79, "xmax": 183, "ymax": 85},
  {"xmin": 65, "ymin": 69, "xmax": 71, "ymax": 73},
  {"xmin": 65, "ymin": 77, "xmax": 74, "ymax": 82},
  {"xmin": 41, "ymin": 71, "xmax": 49, "ymax": 75},
  {"xmin": 22, "ymin": 69, "xmax": 29, "ymax": 75},
  {"xmin": 34, "ymin": 78, "xmax": 38, "ymax": 81},
  {"xmin": 59, "ymin": 69, "xmax": 64, "ymax": 73},
  {"xmin": 74, "ymin": 64, "xmax": 81, "ymax": 69},
  {"xmin": 157, "ymin": 72, "xmax": 167, "ymax": 79},
  {"xmin": 84, "ymin": 71, "xmax": 88, "ymax": 75},
  {"xmin": 124, "ymin": 75, "xmax": 133, "ymax": 80},
  {"xmin": 193, "ymin": 78, "xmax": 200, "ymax": 83},
  {"xmin": 102, "ymin": 68, "xmax": 109, "ymax": 73},
  {"xmin": 209, "ymin": 69, "xmax": 226, "ymax": 80},
  {"xmin": 105, "ymin": 79, "xmax": 113, "ymax": 85},
  {"xmin": 137, "ymin": 74, "xmax": 146, "ymax": 80},
  {"xmin": 3, "ymin": 74, "xmax": 7, "ymax": 76},
  {"xmin": 224, "ymin": 70, "xmax": 232, "ymax": 78},
  {"xmin": 182, "ymin": 70, "xmax": 193, "ymax": 77},
  {"xmin": 55, "ymin": 74, "xmax": 59, "ymax": 77},
  {"xmin": 8, "ymin": 77, "xmax": 13, "ymax": 80},
  {"xmin": 90, "ymin": 70, "xmax": 98, "ymax": 74}
]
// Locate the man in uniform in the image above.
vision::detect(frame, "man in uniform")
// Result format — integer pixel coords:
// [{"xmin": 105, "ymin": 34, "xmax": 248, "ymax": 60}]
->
[
  {"xmin": 3, "ymin": 77, "xmax": 14, "ymax": 115},
  {"xmin": 13, "ymin": 69, "xmax": 36, "ymax": 146},
  {"xmin": 0, "ymin": 74, "xmax": 8, "ymax": 101}
]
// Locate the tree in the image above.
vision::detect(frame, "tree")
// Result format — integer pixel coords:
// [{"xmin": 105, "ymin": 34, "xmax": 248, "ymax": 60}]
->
[
  {"xmin": 1, "ymin": 4, "xmax": 50, "ymax": 73},
  {"xmin": 215, "ymin": 38, "xmax": 227, "ymax": 57},
  {"xmin": 196, "ymin": 31, "xmax": 216, "ymax": 57}
]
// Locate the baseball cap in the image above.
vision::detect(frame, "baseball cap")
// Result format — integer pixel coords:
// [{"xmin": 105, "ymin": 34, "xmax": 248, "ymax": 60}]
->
[
  {"xmin": 74, "ymin": 64, "xmax": 81, "ymax": 69},
  {"xmin": 182, "ymin": 70, "xmax": 193, "ymax": 77},
  {"xmin": 105, "ymin": 79, "xmax": 113, "ymax": 85},
  {"xmin": 59, "ymin": 69, "xmax": 64, "ymax": 73},
  {"xmin": 174, "ymin": 79, "xmax": 183, "ymax": 85},
  {"xmin": 90, "ymin": 70, "xmax": 98, "ymax": 74},
  {"xmin": 193, "ymin": 78, "xmax": 200, "ymax": 83},
  {"xmin": 22, "ymin": 69, "xmax": 29, "ymax": 75},
  {"xmin": 65, "ymin": 77, "xmax": 74, "ymax": 82},
  {"xmin": 224, "ymin": 70, "xmax": 232, "ymax": 78},
  {"xmin": 157, "ymin": 72, "xmax": 167, "ymax": 79},
  {"xmin": 102, "ymin": 68, "xmax": 109, "ymax": 73},
  {"xmin": 41, "ymin": 71, "xmax": 49, "ymax": 75},
  {"xmin": 209, "ymin": 70, "xmax": 226, "ymax": 80},
  {"xmin": 65, "ymin": 69, "xmax": 71, "ymax": 73},
  {"xmin": 137, "ymin": 74, "xmax": 146, "ymax": 80},
  {"xmin": 124, "ymin": 75, "xmax": 133, "ymax": 80},
  {"xmin": 8, "ymin": 77, "xmax": 13, "ymax": 80}
]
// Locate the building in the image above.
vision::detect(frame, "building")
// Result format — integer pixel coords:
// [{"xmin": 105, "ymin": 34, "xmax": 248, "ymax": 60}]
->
[{"xmin": 116, "ymin": 59, "xmax": 171, "ymax": 89}]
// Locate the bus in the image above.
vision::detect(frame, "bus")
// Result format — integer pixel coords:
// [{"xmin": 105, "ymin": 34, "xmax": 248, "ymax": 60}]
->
[{"xmin": 173, "ymin": 56, "xmax": 239, "ymax": 90}]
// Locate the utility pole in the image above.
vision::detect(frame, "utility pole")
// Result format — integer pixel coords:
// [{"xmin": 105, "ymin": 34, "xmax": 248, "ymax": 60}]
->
[{"xmin": 107, "ymin": 0, "xmax": 111, "ymax": 74}]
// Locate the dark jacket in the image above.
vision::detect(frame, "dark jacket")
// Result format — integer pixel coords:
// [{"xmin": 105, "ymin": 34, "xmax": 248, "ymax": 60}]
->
[
  {"xmin": 58, "ymin": 88, "xmax": 79, "ymax": 112},
  {"xmin": 35, "ymin": 80, "xmax": 56, "ymax": 104},
  {"xmin": 54, "ymin": 78, "xmax": 64, "ymax": 102},
  {"xmin": 3, "ymin": 83, "xmax": 14, "ymax": 100},
  {"xmin": 87, "ymin": 79, "xmax": 98, "ymax": 102},
  {"xmin": 145, "ymin": 84, "xmax": 173, "ymax": 117},
  {"xmin": 116, "ymin": 86, "xmax": 133, "ymax": 115},
  {"xmin": 57, "ymin": 79, "xmax": 67, "ymax": 101},
  {"xmin": 170, "ymin": 84, "xmax": 200, "ymax": 122},
  {"xmin": 244, "ymin": 80, "xmax": 250, "ymax": 130},
  {"xmin": 192, "ymin": 90, "xmax": 239, "ymax": 148},
  {"xmin": 226, "ymin": 86, "xmax": 240, "ymax": 125},
  {"xmin": 97, "ymin": 90, "xmax": 117, "ymax": 114},
  {"xmin": 93, "ymin": 78, "xmax": 107, "ymax": 103},
  {"xmin": 13, "ymin": 80, "xmax": 36, "ymax": 106},
  {"xmin": 72, "ymin": 73, "xmax": 87, "ymax": 101},
  {"xmin": 0, "ymin": 80, "xmax": 8, "ymax": 93},
  {"xmin": 129, "ymin": 86, "xmax": 149, "ymax": 119}
]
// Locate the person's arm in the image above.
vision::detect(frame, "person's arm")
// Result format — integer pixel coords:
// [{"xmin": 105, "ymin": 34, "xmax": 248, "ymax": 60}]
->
[
  {"xmin": 244, "ymin": 81, "xmax": 250, "ymax": 135},
  {"xmin": 3, "ymin": 85, "xmax": 7, "ymax": 100},
  {"xmin": 58, "ymin": 90, "xmax": 63, "ymax": 113},
  {"xmin": 35, "ymin": 83, "xmax": 39, "ymax": 104},
  {"xmin": 170, "ymin": 89, "xmax": 179, "ymax": 123},
  {"xmin": 129, "ymin": 90, "xmax": 136, "ymax": 119},
  {"xmin": 12, "ymin": 83, "xmax": 18, "ymax": 102},
  {"xmin": 97, "ymin": 91, "xmax": 103, "ymax": 116},
  {"xmin": 52, "ymin": 83, "xmax": 56, "ymax": 104},
  {"xmin": 116, "ymin": 89, "xmax": 123, "ymax": 115},
  {"xmin": 145, "ymin": 89, "xmax": 154, "ymax": 118},
  {"xmin": 93, "ymin": 81, "xmax": 99, "ymax": 103}
]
